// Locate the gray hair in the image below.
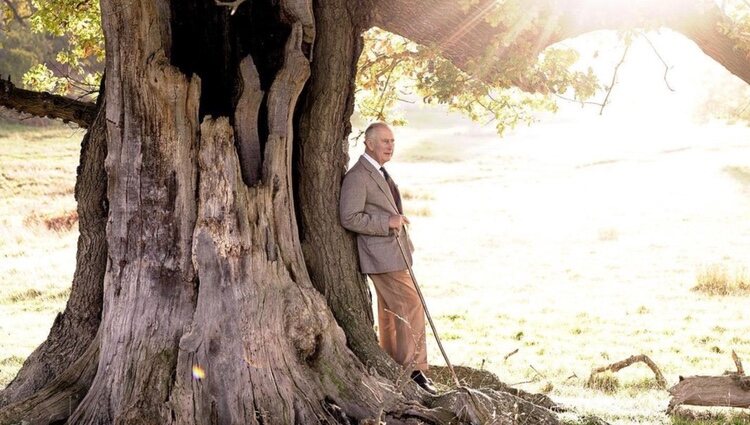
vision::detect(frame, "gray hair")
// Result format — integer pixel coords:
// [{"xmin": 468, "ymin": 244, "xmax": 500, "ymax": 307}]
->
[{"xmin": 364, "ymin": 122, "xmax": 390, "ymax": 141}]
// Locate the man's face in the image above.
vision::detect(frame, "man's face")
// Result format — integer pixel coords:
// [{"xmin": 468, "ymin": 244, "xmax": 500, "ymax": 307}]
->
[{"xmin": 365, "ymin": 126, "xmax": 395, "ymax": 166}]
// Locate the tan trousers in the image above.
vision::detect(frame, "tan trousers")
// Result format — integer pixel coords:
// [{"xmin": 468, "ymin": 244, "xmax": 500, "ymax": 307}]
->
[{"xmin": 368, "ymin": 270, "xmax": 428, "ymax": 371}]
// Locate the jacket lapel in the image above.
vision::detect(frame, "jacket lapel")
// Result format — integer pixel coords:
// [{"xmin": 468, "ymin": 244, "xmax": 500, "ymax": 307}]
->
[{"xmin": 359, "ymin": 156, "xmax": 399, "ymax": 213}]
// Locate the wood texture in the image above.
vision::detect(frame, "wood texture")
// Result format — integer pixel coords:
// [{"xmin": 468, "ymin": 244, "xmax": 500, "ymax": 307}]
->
[
  {"xmin": 0, "ymin": 334, "xmax": 99, "ymax": 425},
  {"xmin": 0, "ymin": 79, "xmax": 96, "ymax": 127},
  {"xmin": 234, "ymin": 56, "xmax": 264, "ymax": 186},
  {"xmin": 668, "ymin": 374, "xmax": 750, "ymax": 411}
]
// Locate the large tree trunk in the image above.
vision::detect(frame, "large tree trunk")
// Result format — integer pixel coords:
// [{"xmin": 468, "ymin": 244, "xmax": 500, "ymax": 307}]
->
[{"xmin": 57, "ymin": 1, "xmax": 390, "ymax": 422}]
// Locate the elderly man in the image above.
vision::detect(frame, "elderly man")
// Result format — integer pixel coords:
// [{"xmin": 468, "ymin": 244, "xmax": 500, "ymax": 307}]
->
[{"xmin": 339, "ymin": 122, "xmax": 437, "ymax": 394}]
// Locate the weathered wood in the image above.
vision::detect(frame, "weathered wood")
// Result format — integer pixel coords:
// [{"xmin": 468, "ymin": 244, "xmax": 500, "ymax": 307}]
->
[
  {"xmin": 234, "ymin": 56, "xmax": 264, "ymax": 186},
  {"xmin": 66, "ymin": 1, "xmax": 202, "ymax": 421},
  {"xmin": 589, "ymin": 354, "xmax": 668, "ymax": 389},
  {"xmin": 0, "ymin": 78, "xmax": 96, "ymax": 127},
  {"xmin": 668, "ymin": 375, "xmax": 750, "ymax": 412},
  {"xmin": 0, "ymin": 335, "xmax": 99, "ymax": 425}
]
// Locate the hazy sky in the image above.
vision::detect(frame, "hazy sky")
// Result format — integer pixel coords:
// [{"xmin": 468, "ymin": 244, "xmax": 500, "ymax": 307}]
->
[{"xmin": 550, "ymin": 29, "xmax": 745, "ymax": 124}]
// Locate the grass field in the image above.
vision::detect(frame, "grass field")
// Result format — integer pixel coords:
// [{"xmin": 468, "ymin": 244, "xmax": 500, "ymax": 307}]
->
[
  {"xmin": 1, "ymin": 110, "xmax": 749, "ymax": 424},
  {"xmin": 0, "ymin": 122, "xmax": 82, "ymax": 387}
]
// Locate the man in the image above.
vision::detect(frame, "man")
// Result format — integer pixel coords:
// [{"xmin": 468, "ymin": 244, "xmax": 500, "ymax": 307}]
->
[{"xmin": 339, "ymin": 122, "xmax": 437, "ymax": 394}]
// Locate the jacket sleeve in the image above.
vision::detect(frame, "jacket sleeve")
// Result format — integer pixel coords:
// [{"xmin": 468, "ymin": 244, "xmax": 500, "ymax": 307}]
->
[{"xmin": 339, "ymin": 172, "xmax": 390, "ymax": 236}]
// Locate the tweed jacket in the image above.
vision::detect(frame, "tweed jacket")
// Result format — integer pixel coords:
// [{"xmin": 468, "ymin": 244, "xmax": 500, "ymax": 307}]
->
[{"xmin": 340, "ymin": 156, "xmax": 414, "ymax": 274}]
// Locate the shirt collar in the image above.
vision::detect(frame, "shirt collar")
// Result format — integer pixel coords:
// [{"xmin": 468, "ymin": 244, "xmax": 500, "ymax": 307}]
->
[{"xmin": 362, "ymin": 152, "xmax": 383, "ymax": 174}]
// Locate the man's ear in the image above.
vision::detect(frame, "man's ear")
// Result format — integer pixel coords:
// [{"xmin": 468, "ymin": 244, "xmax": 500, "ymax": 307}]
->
[{"xmin": 363, "ymin": 138, "xmax": 372, "ymax": 151}]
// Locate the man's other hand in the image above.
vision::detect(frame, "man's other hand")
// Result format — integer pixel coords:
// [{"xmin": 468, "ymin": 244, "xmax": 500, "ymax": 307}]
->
[{"xmin": 388, "ymin": 214, "xmax": 410, "ymax": 230}]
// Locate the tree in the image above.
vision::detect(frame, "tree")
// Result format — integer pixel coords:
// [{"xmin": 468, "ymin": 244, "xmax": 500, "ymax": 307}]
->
[{"xmin": 0, "ymin": 0, "xmax": 749, "ymax": 423}]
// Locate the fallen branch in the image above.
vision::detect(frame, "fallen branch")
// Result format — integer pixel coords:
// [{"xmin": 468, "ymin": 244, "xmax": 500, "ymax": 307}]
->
[
  {"xmin": 589, "ymin": 354, "xmax": 667, "ymax": 390},
  {"xmin": 503, "ymin": 348, "xmax": 518, "ymax": 362},
  {"xmin": 0, "ymin": 78, "xmax": 96, "ymax": 128},
  {"xmin": 734, "ymin": 350, "xmax": 745, "ymax": 375},
  {"xmin": 667, "ymin": 352, "xmax": 750, "ymax": 412}
]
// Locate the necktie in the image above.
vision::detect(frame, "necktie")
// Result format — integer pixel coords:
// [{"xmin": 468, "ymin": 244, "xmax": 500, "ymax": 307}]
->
[{"xmin": 380, "ymin": 166, "xmax": 403, "ymax": 214}]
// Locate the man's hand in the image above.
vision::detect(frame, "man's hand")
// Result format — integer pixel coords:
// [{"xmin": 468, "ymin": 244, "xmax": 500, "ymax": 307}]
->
[{"xmin": 388, "ymin": 214, "xmax": 410, "ymax": 230}]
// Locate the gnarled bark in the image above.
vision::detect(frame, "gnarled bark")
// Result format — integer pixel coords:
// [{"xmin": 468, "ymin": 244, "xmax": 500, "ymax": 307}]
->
[{"xmin": 0, "ymin": 334, "xmax": 99, "ymax": 425}]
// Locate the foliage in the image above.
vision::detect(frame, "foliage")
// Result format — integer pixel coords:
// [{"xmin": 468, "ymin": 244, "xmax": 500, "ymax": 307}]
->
[
  {"xmin": 719, "ymin": 0, "xmax": 750, "ymax": 54},
  {"xmin": 356, "ymin": 26, "xmax": 599, "ymax": 135},
  {"xmin": 24, "ymin": 0, "xmax": 102, "ymax": 97},
  {"xmin": 0, "ymin": 0, "xmax": 102, "ymax": 98}
]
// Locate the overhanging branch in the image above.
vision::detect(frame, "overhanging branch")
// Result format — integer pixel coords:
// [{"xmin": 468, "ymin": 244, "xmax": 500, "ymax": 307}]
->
[
  {"xmin": 0, "ymin": 78, "xmax": 96, "ymax": 128},
  {"xmin": 374, "ymin": 0, "xmax": 750, "ymax": 90}
]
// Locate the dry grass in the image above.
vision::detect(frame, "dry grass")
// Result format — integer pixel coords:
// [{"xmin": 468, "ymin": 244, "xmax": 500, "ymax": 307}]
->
[
  {"xmin": 23, "ymin": 210, "xmax": 79, "ymax": 232},
  {"xmin": 2, "ymin": 109, "xmax": 750, "ymax": 425},
  {"xmin": 405, "ymin": 205, "xmax": 432, "ymax": 217},
  {"xmin": 598, "ymin": 227, "xmax": 619, "ymax": 242},
  {"xmin": 586, "ymin": 372, "xmax": 620, "ymax": 394},
  {"xmin": 692, "ymin": 264, "xmax": 750, "ymax": 296},
  {"xmin": 399, "ymin": 138, "xmax": 466, "ymax": 163},
  {"xmin": 724, "ymin": 166, "xmax": 750, "ymax": 189},
  {"xmin": 0, "ymin": 122, "xmax": 81, "ymax": 388}
]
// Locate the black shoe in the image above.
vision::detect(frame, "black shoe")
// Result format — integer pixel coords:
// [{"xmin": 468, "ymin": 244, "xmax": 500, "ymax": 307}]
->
[{"xmin": 410, "ymin": 370, "xmax": 438, "ymax": 395}]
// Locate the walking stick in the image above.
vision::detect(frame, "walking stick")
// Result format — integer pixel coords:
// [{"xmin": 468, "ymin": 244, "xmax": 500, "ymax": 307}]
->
[{"xmin": 395, "ymin": 227, "xmax": 461, "ymax": 388}]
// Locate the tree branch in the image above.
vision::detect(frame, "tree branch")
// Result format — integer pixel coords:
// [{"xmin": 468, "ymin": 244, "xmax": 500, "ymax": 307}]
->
[
  {"xmin": 374, "ymin": 0, "xmax": 750, "ymax": 89},
  {"xmin": 640, "ymin": 32, "xmax": 675, "ymax": 92},
  {"xmin": 0, "ymin": 78, "xmax": 96, "ymax": 127},
  {"xmin": 2, "ymin": 0, "xmax": 28, "ymax": 27},
  {"xmin": 600, "ymin": 42, "xmax": 631, "ymax": 115}
]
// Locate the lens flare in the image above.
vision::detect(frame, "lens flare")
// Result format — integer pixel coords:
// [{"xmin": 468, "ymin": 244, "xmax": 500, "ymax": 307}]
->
[{"xmin": 192, "ymin": 365, "xmax": 206, "ymax": 380}]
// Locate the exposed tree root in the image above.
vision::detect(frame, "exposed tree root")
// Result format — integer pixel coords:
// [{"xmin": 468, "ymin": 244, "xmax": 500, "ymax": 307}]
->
[
  {"xmin": 0, "ymin": 335, "xmax": 98, "ymax": 425},
  {"xmin": 430, "ymin": 365, "xmax": 564, "ymax": 412},
  {"xmin": 428, "ymin": 387, "xmax": 561, "ymax": 424}
]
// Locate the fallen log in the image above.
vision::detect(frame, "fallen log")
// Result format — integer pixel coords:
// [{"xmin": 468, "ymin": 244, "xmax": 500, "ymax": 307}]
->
[
  {"xmin": 667, "ymin": 374, "xmax": 750, "ymax": 412},
  {"xmin": 667, "ymin": 351, "xmax": 750, "ymax": 412}
]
